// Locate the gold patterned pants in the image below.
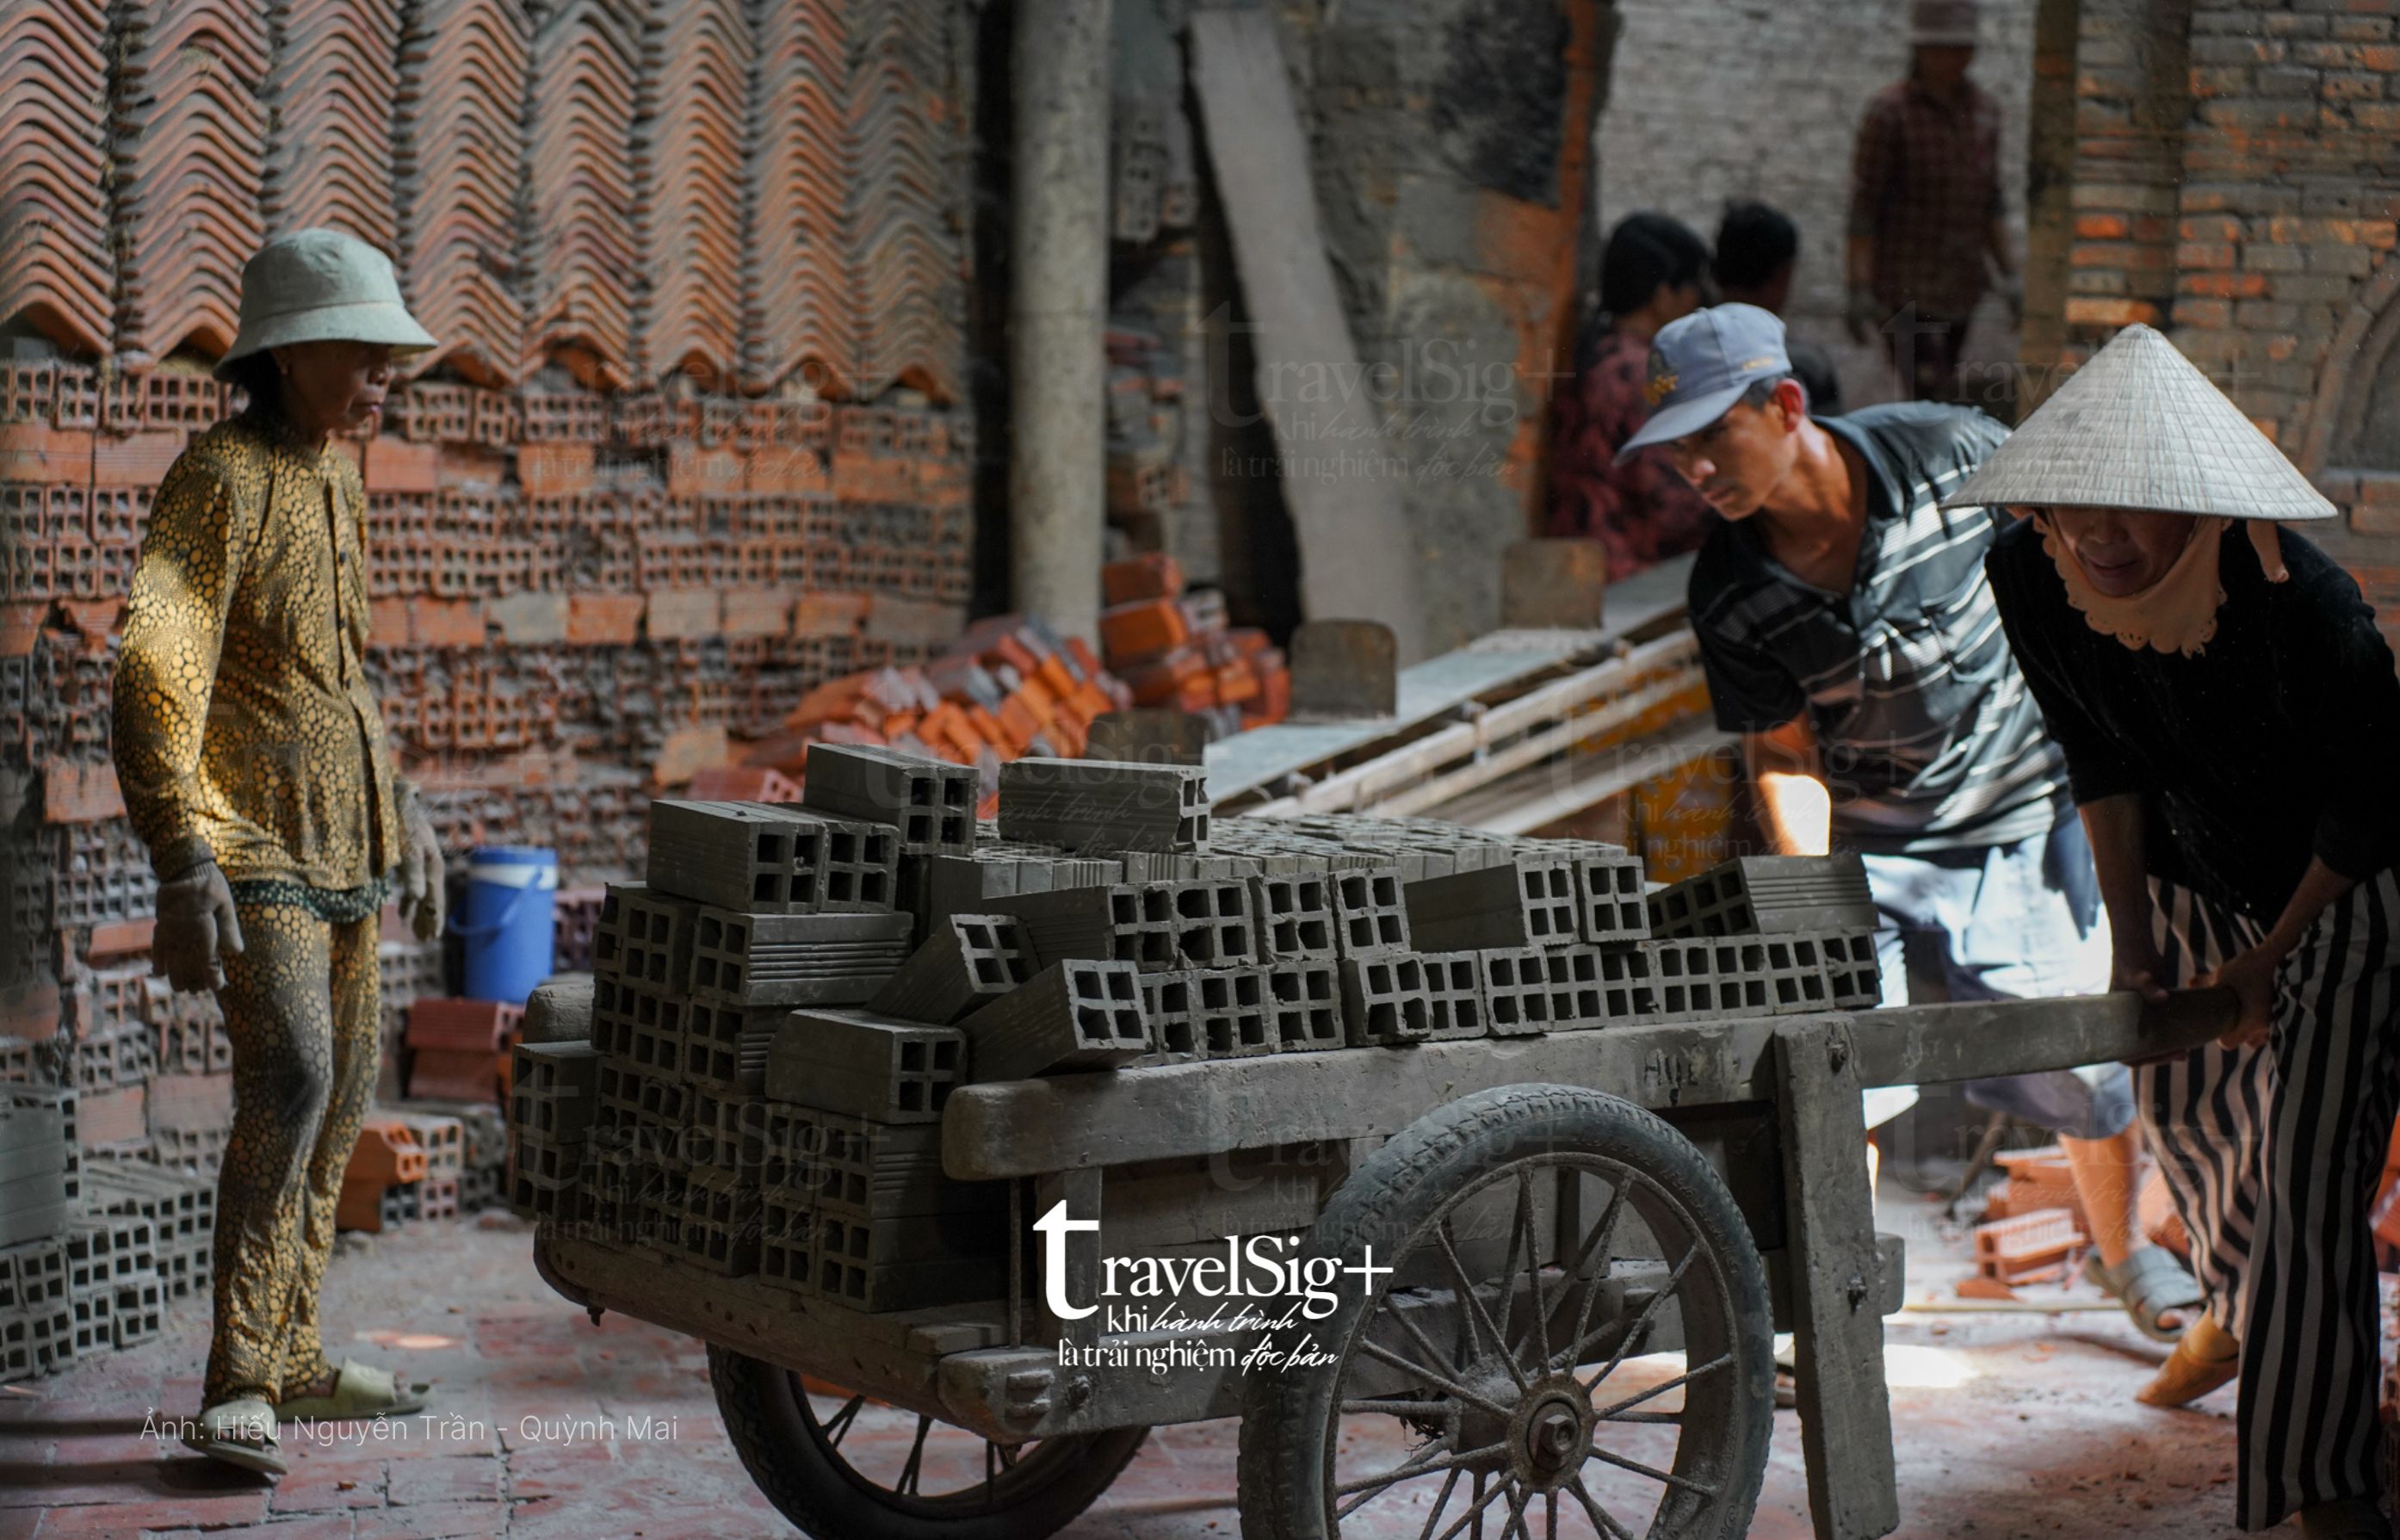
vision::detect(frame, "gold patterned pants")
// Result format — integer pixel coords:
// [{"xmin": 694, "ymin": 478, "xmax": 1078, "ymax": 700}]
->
[{"xmin": 203, "ymin": 901, "xmax": 380, "ymax": 1407}]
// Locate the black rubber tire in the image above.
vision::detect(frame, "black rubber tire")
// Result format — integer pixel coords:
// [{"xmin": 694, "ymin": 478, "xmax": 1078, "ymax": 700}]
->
[
  {"xmin": 1235, "ymin": 1082, "xmax": 1775, "ymax": 1540},
  {"xmin": 709, "ymin": 1345, "xmax": 1149, "ymax": 1540}
]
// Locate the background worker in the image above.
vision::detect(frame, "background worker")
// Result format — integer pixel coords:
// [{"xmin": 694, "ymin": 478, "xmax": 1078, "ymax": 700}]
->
[
  {"xmin": 1845, "ymin": 0, "xmax": 2021, "ymax": 403},
  {"xmin": 1714, "ymin": 200, "xmax": 1843, "ymax": 417},
  {"xmin": 1976, "ymin": 325, "xmax": 2400, "ymax": 1540},
  {"xmin": 113, "ymin": 229, "xmax": 448, "ymax": 1476},
  {"xmin": 1548, "ymin": 212, "xmax": 1718, "ymax": 578},
  {"xmin": 1624, "ymin": 303, "xmax": 2199, "ymax": 1345}
]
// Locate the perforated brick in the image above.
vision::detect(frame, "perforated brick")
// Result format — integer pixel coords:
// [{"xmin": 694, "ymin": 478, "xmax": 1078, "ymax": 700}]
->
[
  {"xmin": 1404, "ymin": 857, "xmax": 1580, "ymax": 953},
  {"xmin": 1645, "ymin": 854, "xmax": 1877, "ymax": 938},
  {"xmin": 1266, "ymin": 959, "xmax": 1343, "ymax": 1052},
  {"xmin": 1339, "ymin": 952, "xmax": 1429, "ymax": 1047},
  {"xmin": 815, "ymin": 813, "xmax": 901, "ymax": 912},
  {"xmin": 957, "ymin": 960, "xmax": 1151, "ymax": 1080},
  {"xmin": 998, "ymin": 757, "xmax": 1209, "ymax": 854},
  {"xmin": 1190, "ymin": 966, "xmax": 1273, "ymax": 1058},
  {"xmin": 869, "ymin": 912, "xmax": 1036, "ymax": 1024},
  {"xmin": 616, "ymin": 886, "xmax": 702, "ymax": 993},
  {"xmin": 766, "ymin": 1011, "xmax": 966, "ymax": 1122},
  {"xmin": 1420, "ymin": 951, "xmax": 1488, "ymax": 1040},
  {"xmin": 1574, "ymin": 850, "xmax": 1651, "ymax": 943},
  {"xmin": 1134, "ymin": 971, "xmax": 1202, "ymax": 1065},
  {"xmin": 1477, "ymin": 949, "xmax": 1553, "ymax": 1037},
  {"xmin": 801, "ymin": 743, "xmax": 976, "ymax": 857},
  {"xmin": 647, "ymin": 801, "xmax": 828, "ymax": 913},
  {"xmin": 1332, "ymin": 867, "xmax": 1411, "ymax": 957},
  {"xmin": 1250, "ymin": 872, "xmax": 1337, "ymax": 961},
  {"xmin": 690, "ymin": 908, "xmax": 915, "ymax": 1007},
  {"xmin": 1817, "ymin": 929, "xmax": 1884, "ymax": 1010}
]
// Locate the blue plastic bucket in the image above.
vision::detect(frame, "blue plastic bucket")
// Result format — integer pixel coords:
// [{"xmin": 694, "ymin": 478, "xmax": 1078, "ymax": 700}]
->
[{"xmin": 454, "ymin": 845, "xmax": 558, "ymax": 1005}]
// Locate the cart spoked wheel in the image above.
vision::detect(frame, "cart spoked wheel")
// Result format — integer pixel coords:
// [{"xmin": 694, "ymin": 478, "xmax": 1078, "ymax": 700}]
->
[
  {"xmin": 710, "ymin": 1345, "xmax": 1148, "ymax": 1540},
  {"xmin": 1239, "ymin": 1084, "xmax": 1775, "ymax": 1540}
]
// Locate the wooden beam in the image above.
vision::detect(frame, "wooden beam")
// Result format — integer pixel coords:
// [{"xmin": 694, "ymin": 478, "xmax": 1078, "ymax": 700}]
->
[
  {"xmin": 1775, "ymin": 1019, "xmax": 1899, "ymax": 1540},
  {"xmin": 942, "ymin": 991, "xmax": 2236, "ymax": 1180},
  {"xmin": 1188, "ymin": 9, "xmax": 1424, "ymax": 659}
]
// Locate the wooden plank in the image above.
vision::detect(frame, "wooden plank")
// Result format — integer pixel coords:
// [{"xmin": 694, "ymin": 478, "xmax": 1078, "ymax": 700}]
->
[
  {"xmin": 1205, "ymin": 555, "xmax": 1696, "ymax": 803},
  {"xmin": 942, "ymin": 992, "xmax": 2236, "ymax": 1180},
  {"xmin": 537, "ymin": 1233, "xmax": 983, "ymax": 1412},
  {"xmin": 1421, "ymin": 718, "xmax": 1734, "ymax": 836},
  {"xmin": 1774, "ymin": 1018, "xmax": 1899, "ymax": 1540},
  {"xmin": 1250, "ymin": 632, "xmax": 1702, "ymax": 817},
  {"xmin": 1187, "ymin": 10, "xmax": 1422, "ymax": 658}
]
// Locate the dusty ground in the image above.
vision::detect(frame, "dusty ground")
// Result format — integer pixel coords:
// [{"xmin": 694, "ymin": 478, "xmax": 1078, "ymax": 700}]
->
[{"xmin": 0, "ymin": 1186, "xmax": 2253, "ymax": 1539}]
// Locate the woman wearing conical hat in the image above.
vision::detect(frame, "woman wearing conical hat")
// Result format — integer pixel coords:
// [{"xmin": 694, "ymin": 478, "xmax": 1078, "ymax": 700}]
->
[{"xmin": 1971, "ymin": 325, "xmax": 2400, "ymax": 1540}]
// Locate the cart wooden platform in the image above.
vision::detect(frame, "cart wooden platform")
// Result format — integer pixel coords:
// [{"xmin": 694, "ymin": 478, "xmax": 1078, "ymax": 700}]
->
[{"xmin": 534, "ymin": 987, "xmax": 2232, "ymax": 1540}]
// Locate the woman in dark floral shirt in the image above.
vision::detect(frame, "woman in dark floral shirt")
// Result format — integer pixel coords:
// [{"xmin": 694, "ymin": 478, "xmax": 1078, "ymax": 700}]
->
[{"xmin": 1547, "ymin": 213, "xmax": 1717, "ymax": 577}]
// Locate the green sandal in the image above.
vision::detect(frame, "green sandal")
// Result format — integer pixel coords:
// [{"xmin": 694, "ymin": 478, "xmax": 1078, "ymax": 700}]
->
[
  {"xmin": 2084, "ymin": 1245, "xmax": 2203, "ymax": 1344},
  {"xmin": 273, "ymin": 1358, "xmax": 432, "ymax": 1421},
  {"xmin": 182, "ymin": 1398, "xmax": 286, "ymax": 1478}
]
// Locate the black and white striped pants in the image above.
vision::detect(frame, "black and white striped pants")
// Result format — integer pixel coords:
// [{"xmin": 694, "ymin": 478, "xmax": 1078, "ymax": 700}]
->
[{"xmin": 2138, "ymin": 869, "xmax": 2400, "ymax": 1531}]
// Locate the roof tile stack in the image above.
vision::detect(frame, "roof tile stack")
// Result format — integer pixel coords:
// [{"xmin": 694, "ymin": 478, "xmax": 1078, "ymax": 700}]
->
[
  {"xmin": 0, "ymin": 0, "xmax": 114, "ymax": 360},
  {"xmin": 844, "ymin": 0, "xmax": 965, "ymax": 402},
  {"xmin": 634, "ymin": 0, "xmax": 752, "ymax": 392},
  {"xmin": 745, "ymin": 0, "xmax": 853, "ymax": 396},
  {"xmin": 393, "ymin": 0, "xmax": 529, "ymax": 387},
  {"xmin": 111, "ymin": 0, "xmax": 272, "ymax": 366},
  {"xmin": 523, "ymin": 0, "xmax": 645, "ymax": 391},
  {"xmin": 262, "ymin": 0, "xmax": 404, "ymax": 248}
]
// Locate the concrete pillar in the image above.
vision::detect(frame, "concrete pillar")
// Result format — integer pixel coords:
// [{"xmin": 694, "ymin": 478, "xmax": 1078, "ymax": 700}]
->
[{"xmin": 1007, "ymin": 0, "xmax": 1111, "ymax": 646}]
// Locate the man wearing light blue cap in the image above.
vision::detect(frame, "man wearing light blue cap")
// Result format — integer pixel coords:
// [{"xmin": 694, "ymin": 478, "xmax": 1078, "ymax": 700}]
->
[{"xmin": 1628, "ymin": 303, "xmax": 2199, "ymax": 1349}]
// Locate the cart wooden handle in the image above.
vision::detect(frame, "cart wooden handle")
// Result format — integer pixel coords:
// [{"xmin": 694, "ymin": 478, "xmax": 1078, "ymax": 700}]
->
[{"xmin": 2122, "ymin": 985, "xmax": 2241, "ymax": 1065}]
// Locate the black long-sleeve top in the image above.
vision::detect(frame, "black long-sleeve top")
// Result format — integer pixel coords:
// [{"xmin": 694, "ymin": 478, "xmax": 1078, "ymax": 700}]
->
[{"xmin": 1986, "ymin": 518, "xmax": 2400, "ymax": 924}]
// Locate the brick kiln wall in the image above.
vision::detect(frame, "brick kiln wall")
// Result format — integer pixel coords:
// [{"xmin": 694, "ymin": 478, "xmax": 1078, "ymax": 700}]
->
[
  {"xmin": 1593, "ymin": 0, "xmax": 2043, "ymax": 415},
  {"xmin": 0, "ymin": 0, "xmax": 979, "ymax": 1166},
  {"xmin": 2051, "ymin": 0, "xmax": 2400, "ymax": 653}
]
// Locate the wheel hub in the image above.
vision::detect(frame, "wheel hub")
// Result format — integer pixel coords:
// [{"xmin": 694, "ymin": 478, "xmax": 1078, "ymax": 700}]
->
[{"xmin": 1508, "ymin": 1376, "xmax": 1593, "ymax": 1491}]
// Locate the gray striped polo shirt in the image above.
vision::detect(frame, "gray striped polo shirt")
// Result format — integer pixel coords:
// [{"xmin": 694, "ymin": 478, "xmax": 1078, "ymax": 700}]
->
[{"xmin": 1687, "ymin": 401, "xmax": 2069, "ymax": 855}]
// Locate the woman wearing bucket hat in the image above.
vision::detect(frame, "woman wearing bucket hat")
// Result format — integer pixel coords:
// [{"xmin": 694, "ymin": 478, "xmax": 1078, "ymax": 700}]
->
[
  {"xmin": 112, "ymin": 229, "xmax": 448, "ymax": 1476},
  {"xmin": 1972, "ymin": 325, "xmax": 2400, "ymax": 1539}
]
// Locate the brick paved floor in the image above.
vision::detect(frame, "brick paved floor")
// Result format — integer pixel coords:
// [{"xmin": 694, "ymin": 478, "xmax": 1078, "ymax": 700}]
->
[{"xmin": 1, "ymin": 1203, "xmax": 2250, "ymax": 1538}]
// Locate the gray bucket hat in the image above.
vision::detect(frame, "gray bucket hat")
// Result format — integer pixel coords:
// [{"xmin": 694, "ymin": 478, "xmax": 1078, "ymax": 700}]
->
[
  {"xmin": 1940, "ymin": 323, "xmax": 2335, "ymax": 522},
  {"xmin": 213, "ymin": 228, "xmax": 438, "ymax": 381}
]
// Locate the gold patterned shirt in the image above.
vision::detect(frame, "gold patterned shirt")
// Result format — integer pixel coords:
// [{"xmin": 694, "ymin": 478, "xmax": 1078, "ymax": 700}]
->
[{"xmin": 113, "ymin": 411, "xmax": 401, "ymax": 888}]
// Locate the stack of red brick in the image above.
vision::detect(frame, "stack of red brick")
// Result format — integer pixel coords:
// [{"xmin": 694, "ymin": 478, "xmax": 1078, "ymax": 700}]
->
[
  {"xmin": 404, "ymin": 999, "xmax": 523, "ymax": 1104},
  {"xmin": 1963, "ymin": 1146, "xmax": 2190, "ymax": 1301},
  {"xmin": 1097, "ymin": 553, "xmax": 1289, "ymax": 733},
  {"xmin": 710, "ymin": 613, "xmax": 1135, "ymax": 808}
]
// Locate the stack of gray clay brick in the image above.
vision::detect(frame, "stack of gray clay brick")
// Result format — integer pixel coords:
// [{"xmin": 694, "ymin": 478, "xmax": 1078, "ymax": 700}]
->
[
  {"xmin": 508, "ymin": 1041, "xmax": 599, "ymax": 1221},
  {"xmin": 0, "ymin": 1088, "xmax": 77, "ymax": 1382},
  {"xmin": 501, "ymin": 747, "xmax": 1911, "ymax": 1319},
  {"xmin": 83, "ymin": 1156, "xmax": 213, "ymax": 1303},
  {"xmin": 1644, "ymin": 854, "xmax": 1883, "ymax": 1010},
  {"xmin": 753, "ymin": 1110, "xmax": 1005, "ymax": 1311},
  {"xmin": 395, "ymin": 1097, "xmax": 510, "ymax": 1213}
]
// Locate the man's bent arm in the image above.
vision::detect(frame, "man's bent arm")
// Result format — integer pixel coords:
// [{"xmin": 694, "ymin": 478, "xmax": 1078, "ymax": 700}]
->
[{"xmin": 1743, "ymin": 717, "xmax": 1831, "ymax": 857}]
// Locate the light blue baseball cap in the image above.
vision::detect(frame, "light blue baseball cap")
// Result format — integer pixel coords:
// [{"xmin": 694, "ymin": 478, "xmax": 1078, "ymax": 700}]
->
[{"xmin": 1616, "ymin": 303, "xmax": 1793, "ymax": 461}]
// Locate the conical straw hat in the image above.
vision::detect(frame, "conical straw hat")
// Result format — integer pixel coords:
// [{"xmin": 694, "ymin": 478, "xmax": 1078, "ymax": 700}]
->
[{"xmin": 1939, "ymin": 324, "xmax": 2333, "ymax": 521}]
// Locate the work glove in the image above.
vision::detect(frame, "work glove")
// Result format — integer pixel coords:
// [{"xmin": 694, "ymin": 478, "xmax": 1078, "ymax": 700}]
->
[
  {"xmin": 153, "ymin": 860, "xmax": 244, "ymax": 995},
  {"xmin": 394, "ymin": 781, "xmax": 446, "ymax": 942},
  {"xmin": 1844, "ymin": 287, "xmax": 1881, "ymax": 347}
]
